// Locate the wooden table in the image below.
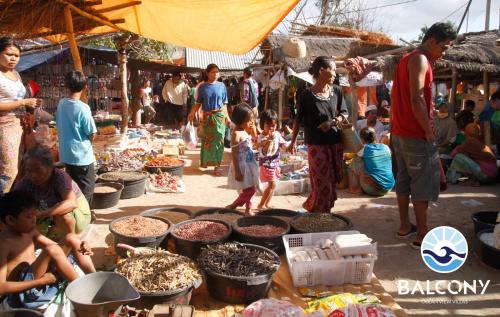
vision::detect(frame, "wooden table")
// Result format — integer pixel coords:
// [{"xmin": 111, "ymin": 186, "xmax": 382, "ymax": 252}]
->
[{"xmin": 190, "ymin": 258, "xmax": 407, "ymax": 317}]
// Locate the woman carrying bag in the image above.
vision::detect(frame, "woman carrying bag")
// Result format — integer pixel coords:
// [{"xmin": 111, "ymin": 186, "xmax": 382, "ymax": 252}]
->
[{"xmin": 289, "ymin": 56, "xmax": 348, "ymax": 213}]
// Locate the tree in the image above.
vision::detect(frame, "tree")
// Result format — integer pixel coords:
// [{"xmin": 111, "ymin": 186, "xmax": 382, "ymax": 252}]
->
[{"xmin": 315, "ymin": 0, "xmax": 377, "ymax": 31}]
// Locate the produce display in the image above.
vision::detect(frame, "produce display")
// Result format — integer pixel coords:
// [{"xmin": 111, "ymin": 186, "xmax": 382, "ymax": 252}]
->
[
  {"xmin": 115, "ymin": 251, "xmax": 200, "ymax": 293},
  {"xmin": 100, "ymin": 171, "xmax": 147, "ymax": 182},
  {"xmin": 154, "ymin": 211, "xmax": 191, "ymax": 224},
  {"xmin": 238, "ymin": 225, "xmax": 286, "ymax": 237},
  {"xmin": 291, "ymin": 213, "xmax": 349, "ymax": 233},
  {"xmin": 112, "ymin": 216, "xmax": 169, "ymax": 237},
  {"xmin": 148, "ymin": 172, "xmax": 179, "ymax": 193},
  {"xmin": 198, "ymin": 242, "xmax": 280, "ymax": 277},
  {"xmin": 174, "ymin": 221, "xmax": 229, "ymax": 241},
  {"xmin": 98, "ymin": 156, "xmax": 145, "ymax": 173},
  {"xmin": 94, "ymin": 186, "xmax": 118, "ymax": 194},
  {"xmin": 196, "ymin": 212, "xmax": 243, "ymax": 223},
  {"xmin": 146, "ymin": 157, "xmax": 184, "ymax": 167},
  {"xmin": 122, "ymin": 147, "xmax": 147, "ymax": 157}
]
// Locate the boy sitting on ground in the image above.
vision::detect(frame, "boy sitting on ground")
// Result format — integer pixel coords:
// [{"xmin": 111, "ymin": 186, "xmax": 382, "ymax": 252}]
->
[{"xmin": 0, "ymin": 191, "xmax": 92, "ymax": 309}]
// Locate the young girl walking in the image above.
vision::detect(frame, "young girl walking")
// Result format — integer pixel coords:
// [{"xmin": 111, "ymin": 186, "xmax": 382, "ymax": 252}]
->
[
  {"xmin": 257, "ymin": 110, "xmax": 289, "ymax": 209},
  {"xmin": 226, "ymin": 104, "xmax": 260, "ymax": 215}
]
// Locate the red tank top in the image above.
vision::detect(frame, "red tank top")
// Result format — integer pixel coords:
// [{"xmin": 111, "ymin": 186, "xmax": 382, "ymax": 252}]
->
[{"xmin": 391, "ymin": 50, "xmax": 433, "ymax": 139}]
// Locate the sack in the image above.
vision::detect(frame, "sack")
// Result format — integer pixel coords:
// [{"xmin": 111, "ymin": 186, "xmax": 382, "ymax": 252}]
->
[
  {"xmin": 282, "ymin": 37, "xmax": 307, "ymax": 58},
  {"xmin": 183, "ymin": 121, "xmax": 197, "ymax": 150},
  {"xmin": 339, "ymin": 118, "xmax": 363, "ymax": 153}
]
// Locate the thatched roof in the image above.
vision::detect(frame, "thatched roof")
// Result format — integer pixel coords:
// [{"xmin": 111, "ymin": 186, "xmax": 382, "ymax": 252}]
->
[
  {"xmin": 302, "ymin": 25, "xmax": 394, "ymax": 45},
  {"xmin": 435, "ymin": 30, "xmax": 500, "ymax": 73},
  {"xmin": 262, "ymin": 35, "xmax": 399, "ymax": 72}
]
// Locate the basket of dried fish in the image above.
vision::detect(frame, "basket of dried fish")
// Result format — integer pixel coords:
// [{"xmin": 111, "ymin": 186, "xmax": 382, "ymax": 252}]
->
[
  {"xmin": 115, "ymin": 250, "xmax": 202, "ymax": 306},
  {"xmin": 197, "ymin": 242, "xmax": 280, "ymax": 304},
  {"xmin": 110, "ymin": 216, "xmax": 172, "ymax": 258}
]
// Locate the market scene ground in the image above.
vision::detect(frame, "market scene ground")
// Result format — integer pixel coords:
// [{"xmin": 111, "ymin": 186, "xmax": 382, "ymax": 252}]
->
[
  {"xmin": 1, "ymin": 1, "xmax": 500, "ymax": 317},
  {"xmin": 86, "ymin": 148, "xmax": 500, "ymax": 317}
]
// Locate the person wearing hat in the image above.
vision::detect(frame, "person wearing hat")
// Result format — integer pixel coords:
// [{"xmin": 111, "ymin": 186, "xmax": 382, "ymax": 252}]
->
[
  {"xmin": 433, "ymin": 100, "xmax": 458, "ymax": 154},
  {"xmin": 355, "ymin": 104, "xmax": 386, "ymax": 142}
]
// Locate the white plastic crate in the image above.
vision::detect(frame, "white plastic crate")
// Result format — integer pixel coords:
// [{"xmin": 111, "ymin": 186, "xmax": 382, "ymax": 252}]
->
[{"xmin": 283, "ymin": 231, "xmax": 377, "ymax": 286}]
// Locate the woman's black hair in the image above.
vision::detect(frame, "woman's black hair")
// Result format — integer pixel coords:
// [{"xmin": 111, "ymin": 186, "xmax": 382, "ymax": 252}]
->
[
  {"xmin": 206, "ymin": 63, "xmax": 220, "ymax": 73},
  {"xmin": 260, "ymin": 109, "xmax": 278, "ymax": 128},
  {"xmin": 24, "ymin": 145, "xmax": 54, "ymax": 168},
  {"xmin": 308, "ymin": 56, "xmax": 334, "ymax": 79},
  {"xmin": 0, "ymin": 36, "xmax": 21, "ymax": 53},
  {"xmin": 360, "ymin": 127, "xmax": 376, "ymax": 144},
  {"xmin": 231, "ymin": 103, "xmax": 253, "ymax": 126}
]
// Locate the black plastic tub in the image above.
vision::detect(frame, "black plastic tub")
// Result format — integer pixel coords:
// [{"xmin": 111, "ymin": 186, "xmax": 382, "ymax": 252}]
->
[
  {"xmin": 200, "ymin": 243, "xmax": 280, "ymax": 304},
  {"xmin": 472, "ymin": 211, "xmax": 498, "ymax": 234},
  {"xmin": 233, "ymin": 216, "xmax": 290, "ymax": 254},
  {"xmin": 99, "ymin": 171, "xmax": 148, "ymax": 199},
  {"xmin": 145, "ymin": 160, "xmax": 185, "ymax": 177},
  {"xmin": 91, "ymin": 182, "xmax": 123, "ymax": 209},
  {"xmin": 131, "ymin": 277, "xmax": 201, "ymax": 309},
  {"xmin": 140, "ymin": 207, "xmax": 192, "ymax": 225},
  {"xmin": 109, "ymin": 216, "xmax": 172, "ymax": 258},
  {"xmin": 291, "ymin": 213, "xmax": 353, "ymax": 233},
  {"xmin": 0, "ymin": 310, "xmax": 43, "ymax": 317},
  {"xmin": 171, "ymin": 219, "xmax": 231, "ymax": 260},
  {"xmin": 258, "ymin": 208, "xmax": 299, "ymax": 224},
  {"xmin": 193, "ymin": 208, "xmax": 244, "ymax": 225},
  {"xmin": 477, "ymin": 228, "xmax": 500, "ymax": 270}
]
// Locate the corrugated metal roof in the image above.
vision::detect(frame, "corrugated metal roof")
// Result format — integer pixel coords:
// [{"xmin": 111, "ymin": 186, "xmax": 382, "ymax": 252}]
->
[{"xmin": 185, "ymin": 46, "xmax": 263, "ymax": 71}]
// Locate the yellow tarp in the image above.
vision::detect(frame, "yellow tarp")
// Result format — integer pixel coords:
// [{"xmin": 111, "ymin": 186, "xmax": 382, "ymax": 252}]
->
[{"xmin": 88, "ymin": 0, "xmax": 299, "ymax": 54}]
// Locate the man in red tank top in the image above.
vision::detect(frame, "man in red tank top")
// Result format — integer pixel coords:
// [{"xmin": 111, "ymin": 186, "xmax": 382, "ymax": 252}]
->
[{"xmin": 391, "ymin": 23, "xmax": 456, "ymax": 249}]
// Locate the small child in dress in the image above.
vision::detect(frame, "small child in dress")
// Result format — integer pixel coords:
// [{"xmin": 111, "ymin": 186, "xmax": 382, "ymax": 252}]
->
[
  {"xmin": 257, "ymin": 110, "xmax": 289, "ymax": 209},
  {"xmin": 226, "ymin": 104, "xmax": 260, "ymax": 215}
]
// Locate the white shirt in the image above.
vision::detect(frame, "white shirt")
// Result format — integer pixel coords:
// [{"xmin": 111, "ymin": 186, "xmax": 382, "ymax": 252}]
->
[
  {"xmin": 162, "ymin": 79, "xmax": 189, "ymax": 106},
  {"xmin": 355, "ymin": 119, "xmax": 386, "ymax": 142}
]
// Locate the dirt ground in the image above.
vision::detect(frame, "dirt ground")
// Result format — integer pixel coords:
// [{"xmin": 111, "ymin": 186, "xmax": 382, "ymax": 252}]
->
[{"xmin": 89, "ymin": 148, "xmax": 500, "ymax": 317}]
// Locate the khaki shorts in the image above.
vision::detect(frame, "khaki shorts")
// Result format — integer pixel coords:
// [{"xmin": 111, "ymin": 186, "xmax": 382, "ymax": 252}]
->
[{"xmin": 392, "ymin": 134, "xmax": 440, "ymax": 202}]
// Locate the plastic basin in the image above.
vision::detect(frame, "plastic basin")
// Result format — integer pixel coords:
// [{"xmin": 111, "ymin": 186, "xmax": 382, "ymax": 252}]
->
[
  {"xmin": 471, "ymin": 211, "xmax": 498, "ymax": 234},
  {"xmin": 477, "ymin": 228, "xmax": 500, "ymax": 270},
  {"xmin": 109, "ymin": 216, "xmax": 172, "ymax": 258},
  {"xmin": 65, "ymin": 272, "xmax": 140, "ymax": 317},
  {"xmin": 233, "ymin": 216, "xmax": 290, "ymax": 254},
  {"xmin": 0, "ymin": 310, "xmax": 43, "ymax": 317},
  {"xmin": 91, "ymin": 182, "xmax": 123, "ymax": 209},
  {"xmin": 200, "ymin": 243, "xmax": 280, "ymax": 304}
]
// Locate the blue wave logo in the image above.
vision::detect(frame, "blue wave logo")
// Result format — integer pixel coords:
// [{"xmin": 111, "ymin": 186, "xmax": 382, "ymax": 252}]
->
[{"xmin": 421, "ymin": 226, "xmax": 468, "ymax": 273}]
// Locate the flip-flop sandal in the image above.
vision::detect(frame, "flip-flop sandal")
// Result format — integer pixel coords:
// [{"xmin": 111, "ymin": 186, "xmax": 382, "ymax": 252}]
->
[
  {"xmin": 395, "ymin": 223, "xmax": 417, "ymax": 239},
  {"xmin": 411, "ymin": 241, "xmax": 422, "ymax": 250}
]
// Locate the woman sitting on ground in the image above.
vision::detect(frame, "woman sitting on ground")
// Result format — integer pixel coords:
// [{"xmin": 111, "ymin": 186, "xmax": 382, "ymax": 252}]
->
[
  {"xmin": 352, "ymin": 127, "xmax": 395, "ymax": 196},
  {"xmin": 446, "ymin": 123, "xmax": 498, "ymax": 186},
  {"xmin": 14, "ymin": 145, "xmax": 93, "ymax": 239}
]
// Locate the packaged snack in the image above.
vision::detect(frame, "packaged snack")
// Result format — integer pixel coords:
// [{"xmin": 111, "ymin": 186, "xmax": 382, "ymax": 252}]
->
[
  {"xmin": 242, "ymin": 299, "xmax": 306, "ymax": 317},
  {"xmin": 305, "ymin": 293, "xmax": 358, "ymax": 314},
  {"xmin": 328, "ymin": 304, "xmax": 397, "ymax": 317}
]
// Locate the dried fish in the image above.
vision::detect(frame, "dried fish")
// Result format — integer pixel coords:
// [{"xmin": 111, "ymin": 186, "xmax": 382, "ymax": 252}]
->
[
  {"xmin": 115, "ymin": 250, "xmax": 200, "ymax": 293},
  {"xmin": 198, "ymin": 242, "xmax": 280, "ymax": 277}
]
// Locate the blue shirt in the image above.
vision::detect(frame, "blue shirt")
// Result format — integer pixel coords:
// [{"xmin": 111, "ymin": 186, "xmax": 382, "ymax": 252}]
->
[
  {"xmin": 360, "ymin": 143, "xmax": 395, "ymax": 191},
  {"xmin": 56, "ymin": 98, "xmax": 97, "ymax": 166},
  {"xmin": 196, "ymin": 81, "xmax": 227, "ymax": 112}
]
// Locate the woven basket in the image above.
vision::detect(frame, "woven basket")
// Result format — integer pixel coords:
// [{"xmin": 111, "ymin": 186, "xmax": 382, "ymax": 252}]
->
[{"xmin": 282, "ymin": 37, "xmax": 307, "ymax": 58}]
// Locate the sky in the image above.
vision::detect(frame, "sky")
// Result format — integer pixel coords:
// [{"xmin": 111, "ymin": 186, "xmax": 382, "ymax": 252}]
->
[{"xmin": 276, "ymin": 0, "xmax": 500, "ymax": 44}]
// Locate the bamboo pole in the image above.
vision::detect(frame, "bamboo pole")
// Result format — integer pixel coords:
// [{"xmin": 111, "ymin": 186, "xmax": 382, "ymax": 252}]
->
[
  {"xmin": 118, "ymin": 47, "xmax": 129, "ymax": 133},
  {"xmin": 64, "ymin": 6, "xmax": 83, "ymax": 72},
  {"xmin": 96, "ymin": 1, "xmax": 141, "ymax": 13},
  {"xmin": 450, "ymin": 68, "xmax": 458, "ymax": 114},
  {"xmin": 350, "ymin": 78, "xmax": 358, "ymax": 123},
  {"xmin": 483, "ymin": 71, "xmax": 491, "ymax": 146},
  {"xmin": 56, "ymin": 0, "xmax": 122, "ymax": 31}
]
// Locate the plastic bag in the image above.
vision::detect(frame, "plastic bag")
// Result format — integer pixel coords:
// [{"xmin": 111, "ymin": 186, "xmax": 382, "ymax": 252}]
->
[
  {"xmin": 183, "ymin": 121, "xmax": 197, "ymax": 150},
  {"xmin": 242, "ymin": 299, "xmax": 306, "ymax": 317}
]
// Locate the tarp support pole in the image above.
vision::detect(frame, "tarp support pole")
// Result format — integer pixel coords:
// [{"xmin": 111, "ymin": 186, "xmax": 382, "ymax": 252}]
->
[
  {"xmin": 450, "ymin": 68, "xmax": 458, "ymax": 114},
  {"xmin": 350, "ymin": 78, "xmax": 358, "ymax": 124},
  {"xmin": 483, "ymin": 71, "xmax": 491, "ymax": 146},
  {"xmin": 118, "ymin": 48, "xmax": 129, "ymax": 133},
  {"xmin": 64, "ymin": 6, "xmax": 83, "ymax": 72}
]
